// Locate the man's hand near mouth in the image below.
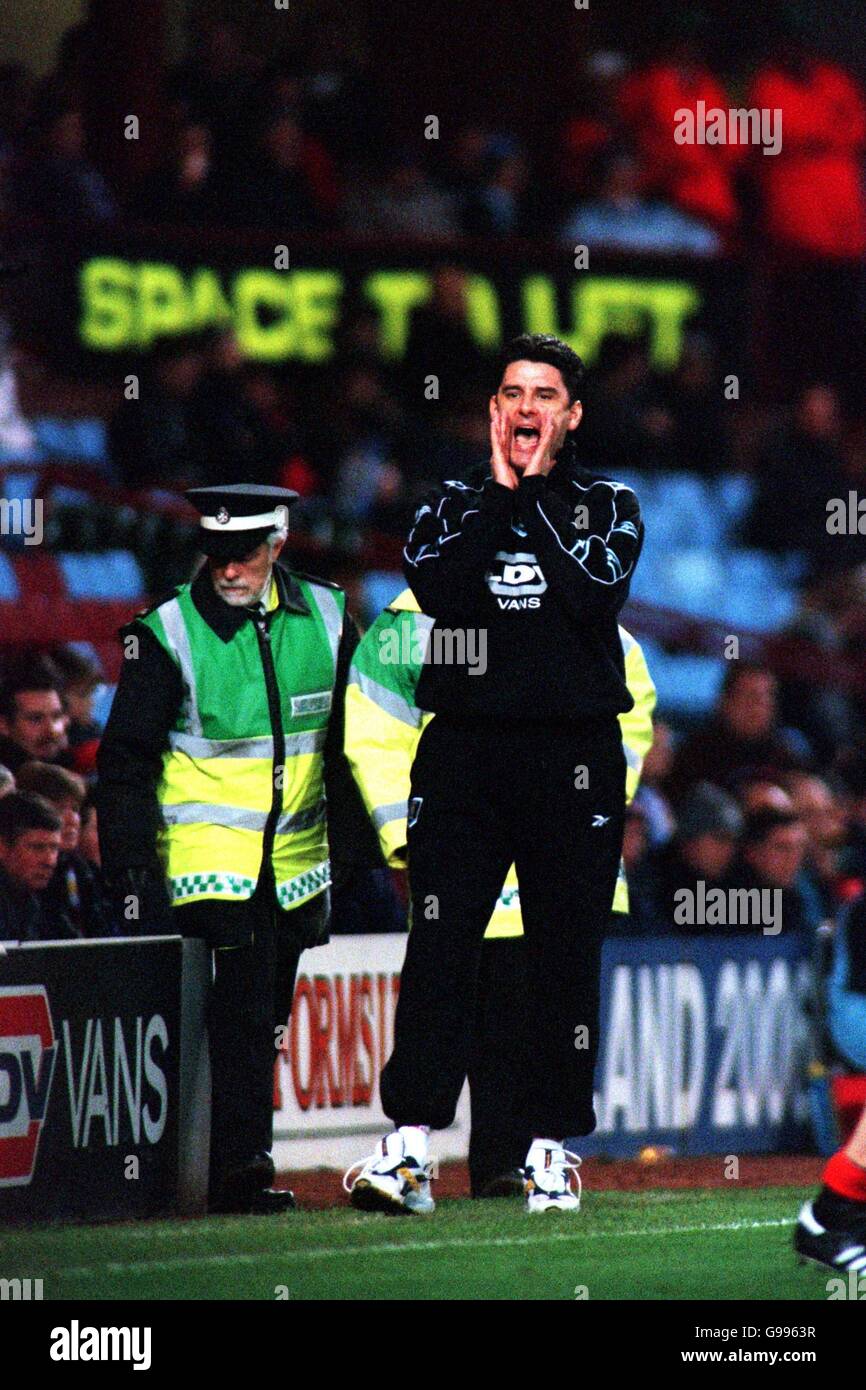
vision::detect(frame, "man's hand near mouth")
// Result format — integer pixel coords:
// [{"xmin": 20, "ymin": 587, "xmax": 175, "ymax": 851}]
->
[
  {"xmin": 489, "ymin": 400, "xmax": 519, "ymax": 489},
  {"xmin": 520, "ymin": 414, "xmax": 557, "ymax": 478}
]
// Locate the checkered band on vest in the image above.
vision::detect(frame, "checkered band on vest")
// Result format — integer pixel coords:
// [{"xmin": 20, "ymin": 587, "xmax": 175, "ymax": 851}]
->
[
  {"xmin": 276, "ymin": 861, "xmax": 331, "ymax": 909},
  {"xmin": 171, "ymin": 872, "xmax": 257, "ymax": 901}
]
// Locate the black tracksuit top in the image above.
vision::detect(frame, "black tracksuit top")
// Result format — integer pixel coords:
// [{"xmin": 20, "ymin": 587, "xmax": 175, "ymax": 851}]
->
[{"xmin": 402, "ymin": 455, "xmax": 643, "ymax": 724}]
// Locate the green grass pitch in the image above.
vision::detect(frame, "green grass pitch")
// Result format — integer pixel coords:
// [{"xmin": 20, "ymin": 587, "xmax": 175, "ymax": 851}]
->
[{"xmin": 0, "ymin": 1186, "xmax": 837, "ymax": 1301}]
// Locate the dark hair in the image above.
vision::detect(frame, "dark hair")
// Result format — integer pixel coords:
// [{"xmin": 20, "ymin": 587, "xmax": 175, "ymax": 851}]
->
[
  {"xmin": 50, "ymin": 644, "xmax": 102, "ymax": 691},
  {"xmin": 741, "ymin": 808, "xmax": 799, "ymax": 849},
  {"xmin": 720, "ymin": 661, "xmax": 774, "ymax": 699},
  {"xmin": 0, "ymin": 658, "xmax": 62, "ymax": 722},
  {"xmin": 496, "ymin": 334, "xmax": 586, "ymax": 404},
  {"xmin": 0, "ymin": 790, "xmax": 62, "ymax": 844},
  {"xmin": 16, "ymin": 761, "xmax": 85, "ymax": 809}
]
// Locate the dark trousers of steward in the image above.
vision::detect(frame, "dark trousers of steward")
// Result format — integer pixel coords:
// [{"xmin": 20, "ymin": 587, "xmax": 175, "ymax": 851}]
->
[
  {"xmin": 380, "ymin": 715, "xmax": 626, "ymax": 1139},
  {"xmin": 176, "ymin": 864, "xmax": 313, "ymax": 1205}
]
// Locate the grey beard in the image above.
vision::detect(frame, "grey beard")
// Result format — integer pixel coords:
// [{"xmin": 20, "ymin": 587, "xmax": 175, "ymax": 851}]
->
[{"xmin": 214, "ymin": 566, "xmax": 273, "ymax": 607}]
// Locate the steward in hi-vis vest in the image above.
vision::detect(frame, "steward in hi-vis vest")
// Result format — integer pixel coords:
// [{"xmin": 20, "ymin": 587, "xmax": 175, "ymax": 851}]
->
[
  {"xmin": 345, "ymin": 587, "xmax": 656, "ymax": 1195},
  {"xmin": 346, "ymin": 587, "xmax": 656, "ymax": 930},
  {"xmin": 97, "ymin": 484, "xmax": 373, "ymax": 1215}
]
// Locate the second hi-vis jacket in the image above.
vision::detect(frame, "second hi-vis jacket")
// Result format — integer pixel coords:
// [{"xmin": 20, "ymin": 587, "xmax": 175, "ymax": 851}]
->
[{"xmin": 345, "ymin": 588, "xmax": 656, "ymax": 938}]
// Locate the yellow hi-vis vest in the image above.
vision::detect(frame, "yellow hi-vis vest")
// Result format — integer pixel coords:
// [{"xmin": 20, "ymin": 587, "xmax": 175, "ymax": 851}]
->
[
  {"xmin": 138, "ymin": 573, "xmax": 344, "ymax": 909},
  {"xmin": 345, "ymin": 588, "xmax": 656, "ymax": 938}
]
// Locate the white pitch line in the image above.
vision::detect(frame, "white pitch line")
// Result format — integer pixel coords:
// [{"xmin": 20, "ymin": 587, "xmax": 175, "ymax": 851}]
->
[{"xmin": 55, "ymin": 1217, "xmax": 792, "ymax": 1280}]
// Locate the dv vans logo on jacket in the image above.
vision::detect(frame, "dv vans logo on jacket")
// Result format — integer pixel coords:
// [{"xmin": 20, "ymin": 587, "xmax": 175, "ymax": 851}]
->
[{"xmin": 485, "ymin": 548, "xmax": 548, "ymax": 607}]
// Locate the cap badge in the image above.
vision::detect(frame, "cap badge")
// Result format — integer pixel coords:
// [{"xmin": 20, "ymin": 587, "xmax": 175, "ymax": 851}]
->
[{"xmin": 215, "ymin": 506, "xmax": 231, "ymax": 525}]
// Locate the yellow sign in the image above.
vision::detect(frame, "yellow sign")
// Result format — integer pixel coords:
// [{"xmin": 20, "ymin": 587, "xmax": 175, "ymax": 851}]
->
[{"xmin": 79, "ymin": 259, "xmax": 701, "ymax": 369}]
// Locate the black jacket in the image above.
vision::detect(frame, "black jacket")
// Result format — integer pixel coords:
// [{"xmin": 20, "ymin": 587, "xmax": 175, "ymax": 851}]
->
[
  {"xmin": 96, "ymin": 562, "xmax": 382, "ymax": 943},
  {"xmin": 0, "ymin": 865, "xmax": 79, "ymax": 943},
  {"xmin": 403, "ymin": 454, "xmax": 643, "ymax": 723}
]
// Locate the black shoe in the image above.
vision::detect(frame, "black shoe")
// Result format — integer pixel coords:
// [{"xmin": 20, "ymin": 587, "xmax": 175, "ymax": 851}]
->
[
  {"xmin": 473, "ymin": 1168, "xmax": 525, "ymax": 1199},
  {"xmin": 211, "ymin": 1187, "xmax": 297, "ymax": 1215},
  {"xmin": 794, "ymin": 1198, "xmax": 866, "ymax": 1273},
  {"xmin": 248, "ymin": 1188, "xmax": 297, "ymax": 1215},
  {"xmin": 210, "ymin": 1152, "xmax": 279, "ymax": 1213}
]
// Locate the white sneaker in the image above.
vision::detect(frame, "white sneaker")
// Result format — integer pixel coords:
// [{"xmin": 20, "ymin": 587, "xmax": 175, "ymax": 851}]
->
[
  {"xmin": 343, "ymin": 1130, "xmax": 435, "ymax": 1214},
  {"xmin": 523, "ymin": 1141, "xmax": 582, "ymax": 1213}
]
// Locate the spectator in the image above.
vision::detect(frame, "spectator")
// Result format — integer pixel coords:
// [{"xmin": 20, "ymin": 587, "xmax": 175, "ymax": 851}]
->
[
  {"xmin": 559, "ymin": 49, "xmax": 629, "ymax": 203},
  {"xmin": 827, "ymin": 891, "xmax": 866, "ymax": 1071},
  {"xmin": 109, "ymin": 334, "xmax": 206, "ymax": 491},
  {"xmin": 748, "ymin": 29, "xmax": 866, "ymax": 262},
  {"xmin": 666, "ymin": 664, "xmax": 807, "ymax": 806},
  {"xmin": 0, "ymin": 303, "xmax": 37, "ymax": 459},
  {"xmin": 635, "ymin": 719, "xmax": 676, "ymax": 848},
  {"xmin": 402, "ymin": 265, "xmax": 491, "ymax": 410},
  {"xmin": 11, "ymin": 100, "xmax": 117, "ymax": 224},
  {"xmin": 0, "ymin": 658, "xmax": 69, "ymax": 775},
  {"xmin": 51, "ymin": 644, "xmax": 103, "ymax": 777},
  {"xmin": 227, "ymin": 110, "xmax": 330, "ymax": 231},
  {"xmin": 170, "ymin": 16, "xmax": 259, "ymax": 172},
  {"xmin": 631, "ymin": 781, "xmax": 742, "ymax": 930},
  {"xmin": 657, "ymin": 330, "xmax": 730, "ymax": 473},
  {"xmin": 777, "ymin": 569, "xmax": 863, "ymax": 764},
  {"xmin": 0, "ymin": 764, "xmax": 14, "ymax": 797},
  {"xmin": 462, "ymin": 138, "xmax": 533, "ymax": 239},
  {"xmin": 617, "ymin": 15, "xmax": 746, "ymax": 235},
  {"xmin": 16, "ymin": 761, "xmax": 112, "ymax": 937},
  {"xmin": 346, "ymin": 154, "xmax": 461, "ymax": 240},
  {"xmin": 575, "ymin": 333, "xmax": 675, "ymax": 474},
  {"xmin": 783, "ymin": 771, "xmax": 849, "ymax": 916},
  {"xmin": 78, "ymin": 789, "xmax": 100, "ymax": 867},
  {"xmin": 0, "ymin": 791, "xmax": 76, "ymax": 941},
  {"xmin": 724, "ymin": 808, "xmax": 821, "ymax": 938},
  {"xmin": 562, "ymin": 150, "xmax": 721, "ymax": 257},
  {"xmin": 735, "ymin": 778, "xmax": 795, "ymax": 815},
  {"xmin": 192, "ymin": 332, "xmax": 315, "ymax": 491},
  {"xmin": 130, "ymin": 122, "xmax": 223, "ymax": 226},
  {"xmin": 836, "ymin": 747, "xmax": 866, "ymax": 884},
  {"xmin": 744, "ymin": 383, "xmax": 859, "ymax": 565}
]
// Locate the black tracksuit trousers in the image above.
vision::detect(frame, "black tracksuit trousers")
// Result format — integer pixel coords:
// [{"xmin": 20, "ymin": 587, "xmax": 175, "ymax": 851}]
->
[{"xmin": 380, "ymin": 715, "xmax": 625, "ymax": 1140}]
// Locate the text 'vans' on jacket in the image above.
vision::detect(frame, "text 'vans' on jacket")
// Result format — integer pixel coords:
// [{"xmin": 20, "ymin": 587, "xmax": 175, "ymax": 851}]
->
[
  {"xmin": 402, "ymin": 454, "xmax": 643, "ymax": 723},
  {"xmin": 97, "ymin": 562, "xmax": 375, "ymax": 922},
  {"xmin": 345, "ymin": 588, "xmax": 656, "ymax": 935}
]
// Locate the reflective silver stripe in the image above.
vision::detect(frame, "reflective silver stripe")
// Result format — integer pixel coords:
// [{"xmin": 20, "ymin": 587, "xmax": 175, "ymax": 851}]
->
[
  {"xmin": 161, "ymin": 803, "xmax": 267, "ymax": 831},
  {"xmin": 351, "ymin": 669, "xmax": 422, "ymax": 729},
  {"xmin": 168, "ymin": 732, "xmax": 273, "ymax": 759},
  {"xmin": 167, "ymin": 729, "xmax": 326, "ymax": 759},
  {"xmin": 159, "ymin": 598, "xmax": 202, "ymax": 735},
  {"xmin": 624, "ymin": 744, "xmax": 641, "ymax": 771},
  {"xmin": 275, "ymin": 802, "xmax": 326, "ymax": 836},
  {"xmin": 372, "ymin": 799, "xmax": 407, "ymax": 830},
  {"xmin": 618, "ymin": 626, "xmax": 635, "ymax": 657},
  {"xmin": 307, "ymin": 584, "xmax": 343, "ymax": 667}
]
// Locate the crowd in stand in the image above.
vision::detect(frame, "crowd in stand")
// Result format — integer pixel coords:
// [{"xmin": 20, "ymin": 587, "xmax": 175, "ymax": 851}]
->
[
  {"xmin": 0, "ymin": 649, "xmax": 114, "ymax": 940},
  {"xmin": 1, "ymin": 12, "xmax": 864, "ymax": 261},
  {"xmin": 623, "ymin": 664, "xmax": 866, "ymax": 937}
]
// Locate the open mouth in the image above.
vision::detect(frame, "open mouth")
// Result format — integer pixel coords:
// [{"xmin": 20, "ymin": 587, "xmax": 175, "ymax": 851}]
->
[{"xmin": 513, "ymin": 426, "xmax": 540, "ymax": 445}]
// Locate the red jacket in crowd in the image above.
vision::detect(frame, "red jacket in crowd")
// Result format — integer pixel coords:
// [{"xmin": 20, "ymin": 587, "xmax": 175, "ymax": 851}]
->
[
  {"xmin": 618, "ymin": 62, "xmax": 748, "ymax": 231},
  {"xmin": 748, "ymin": 60, "xmax": 866, "ymax": 260}
]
